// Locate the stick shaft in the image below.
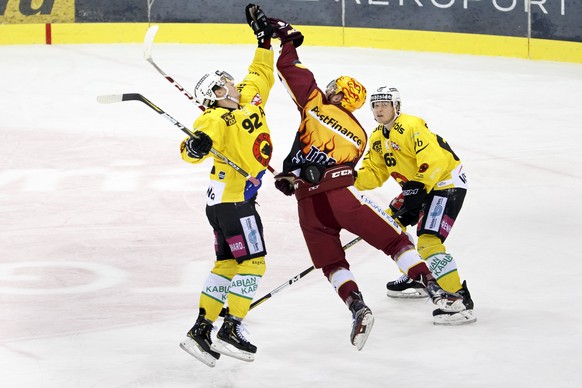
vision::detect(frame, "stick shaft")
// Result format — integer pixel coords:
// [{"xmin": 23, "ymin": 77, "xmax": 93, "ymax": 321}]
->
[{"xmin": 97, "ymin": 93, "xmax": 259, "ymax": 184}]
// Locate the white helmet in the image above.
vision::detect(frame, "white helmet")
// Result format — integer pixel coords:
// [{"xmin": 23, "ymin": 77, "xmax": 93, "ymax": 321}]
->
[
  {"xmin": 193, "ymin": 70, "xmax": 235, "ymax": 108},
  {"xmin": 370, "ymin": 86, "xmax": 401, "ymax": 116}
]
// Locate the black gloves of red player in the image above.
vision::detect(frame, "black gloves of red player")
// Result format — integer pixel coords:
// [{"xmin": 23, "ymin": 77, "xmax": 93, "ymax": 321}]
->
[
  {"xmin": 397, "ymin": 180, "xmax": 427, "ymax": 226},
  {"xmin": 268, "ymin": 18, "xmax": 304, "ymax": 47},
  {"xmin": 185, "ymin": 130, "xmax": 212, "ymax": 159},
  {"xmin": 274, "ymin": 173, "xmax": 295, "ymax": 196},
  {"xmin": 245, "ymin": 4, "xmax": 274, "ymax": 49}
]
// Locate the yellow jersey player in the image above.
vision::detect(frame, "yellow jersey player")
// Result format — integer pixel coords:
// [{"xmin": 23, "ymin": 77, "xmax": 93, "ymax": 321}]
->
[
  {"xmin": 179, "ymin": 4, "xmax": 275, "ymax": 367},
  {"xmin": 355, "ymin": 86, "xmax": 476, "ymax": 325}
]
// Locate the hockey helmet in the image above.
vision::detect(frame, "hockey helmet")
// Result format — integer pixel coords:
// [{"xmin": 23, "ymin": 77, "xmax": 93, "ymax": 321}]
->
[
  {"xmin": 370, "ymin": 86, "xmax": 401, "ymax": 116},
  {"xmin": 325, "ymin": 76, "xmax": 367, "ymax": 112},
  {"xmin": 193, "ymin": 70, "xmax": 235, "ymax": 108}
]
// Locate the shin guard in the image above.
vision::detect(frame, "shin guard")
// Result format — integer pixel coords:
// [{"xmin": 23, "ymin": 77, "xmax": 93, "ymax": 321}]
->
[{"xmin": 200, "ymin": 259, "xmax": 238, "ymax": 321}]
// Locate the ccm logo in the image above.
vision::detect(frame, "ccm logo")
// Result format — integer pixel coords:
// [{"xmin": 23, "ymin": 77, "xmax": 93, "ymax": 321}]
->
[{"xmin": 331, "ymin": 170, "xmax": 353, "ymax": 178}]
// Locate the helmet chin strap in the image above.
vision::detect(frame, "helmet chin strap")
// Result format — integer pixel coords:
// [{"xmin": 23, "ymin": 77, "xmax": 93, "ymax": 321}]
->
[
  {"xmin": 225, "ymin": 94, "xmax": 240, "ymax": 104},
  {"xmin": 215, "ymin": 86, "xmax": 240, "ymax": 105}
]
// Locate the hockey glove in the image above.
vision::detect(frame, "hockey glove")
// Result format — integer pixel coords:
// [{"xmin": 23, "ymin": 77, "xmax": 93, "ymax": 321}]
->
[
  {"xmin": 185, "ymin": 131, "xmax": 212, "ymax": 159},
  {"xmin": 398, "ymin": 181, "xmax": 426, "ymax": 226},
  {"xmin": 274, "ymin": 173, "xmax": 295, "ymax": 196},
  {"xmin": 268, "ymin": 18, "xmax": 304, "ymax": 47},
  {"xmin": 388, "ymin": 193, "xmax": 417, "ymax": 227},
  {"xmin": 245, "ymin": 3, "xmax": 274, "ymax": 48}
]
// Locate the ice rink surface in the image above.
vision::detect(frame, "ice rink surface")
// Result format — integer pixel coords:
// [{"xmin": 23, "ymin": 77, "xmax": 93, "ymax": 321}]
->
[{"xmin": 1, "ymin": 40, "xmax": 582, "ymax": 387}]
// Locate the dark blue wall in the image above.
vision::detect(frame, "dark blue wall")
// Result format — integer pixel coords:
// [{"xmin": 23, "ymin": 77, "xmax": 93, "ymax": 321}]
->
[{"xmin": 74, "ymin": 0, "xmax": 582, "ymax": 43}]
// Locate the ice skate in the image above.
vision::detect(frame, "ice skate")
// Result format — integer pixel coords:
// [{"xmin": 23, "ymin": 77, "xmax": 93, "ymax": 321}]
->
[
  {"xmin": 421, "ymin": 275, "xmax": 466, "ymax": 313},
  {"xmin": 211, "ymin": 315, "xmax": 257, "ymax": 362},
  {"xmin": 179, "ymin": 315, "xmax": 221, "ymax": 368},
  {"xmin": 386, "ymin": 274, "xmax": 428, "ymax": 298},
  {"xmin": 348, "ymin": 292, "xmax": 375, "ymax": 351},
  {"xmin": 433, "ymin": 280, "xmax": 477, "ymax": 325}
]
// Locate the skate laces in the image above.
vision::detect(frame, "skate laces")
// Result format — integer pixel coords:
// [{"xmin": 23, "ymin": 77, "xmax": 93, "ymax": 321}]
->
[
  {"xmin": 235, "ymin": 322, "xmax": 251, "ymax": 344},
  {"xmin": 394, "ymin": 274, "xmax": 410, "ymax": 285}
]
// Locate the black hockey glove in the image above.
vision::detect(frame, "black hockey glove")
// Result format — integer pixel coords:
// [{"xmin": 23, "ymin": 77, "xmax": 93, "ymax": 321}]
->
[
  {"xmin": 245, "ymin": 3, "xmax": 274, "ymax": 48},
  {"xmin": 398, "ymin": 181, "xmax": 426, "ymax": 226},
  {"xmin": 185, "ymin": 131, "xmax": 212, "ymax": 159},
  {"xmin": 388, "ymin": 193, "xmax": 418, "ymax": 227},
  {"xmin": 268, "ymin": 17, "xmax": 304, "ymax": 47},
  {"xmin": 274, "ymin": 173, "xmax": 295, "ymax": 196}
]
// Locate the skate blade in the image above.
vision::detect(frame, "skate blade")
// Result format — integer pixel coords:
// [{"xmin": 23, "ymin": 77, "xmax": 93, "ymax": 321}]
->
[
  {"xmin": 352, "ymin": 313, "xmax": 375, "ymax": 351},
  {"xmin": 387, "ymin": 289, "xmax": 428, "ymax": 299},
  {"xmin": 211, "ymin": 339, "xmax": 255, "ymax": 362},
  {"xmin": 433, "ymin": 310, "xmax": 477, "ymax": 326},
  {"xmin": 180, "ymin": 338, "xmax": 219, "ymax": 368}
]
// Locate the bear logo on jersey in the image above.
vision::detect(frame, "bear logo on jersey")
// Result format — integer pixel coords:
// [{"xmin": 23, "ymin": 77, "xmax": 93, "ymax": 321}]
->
[{"xmin": 252, "ymin": 132, "xmax": 273, "ymax": 167}]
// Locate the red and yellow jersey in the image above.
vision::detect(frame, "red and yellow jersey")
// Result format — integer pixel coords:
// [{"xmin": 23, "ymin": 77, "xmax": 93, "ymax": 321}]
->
[
  {"xmin": 276, "ymin": 44, "xmax": 367, "ymax": 171},
  {"xmin": 355, "ymin": 113, "xmax": 467, "ymax": 192},
  {"xmin": 181, "ymin": 48, "xmax": 275, "ymax": 205}
]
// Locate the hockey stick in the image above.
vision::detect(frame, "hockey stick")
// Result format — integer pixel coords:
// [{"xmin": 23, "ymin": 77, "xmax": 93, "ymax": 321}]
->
[
  {"xmin": 218, "ymin": 207, "xmax": 408, "ymax": 317},
  {"xmin": 218, "ymin": 234, "xmax": 363, "ymax": 317},
  {"xmin": 96, "ymin": 93, "xmax": 261, "ymax": 186},
  {"xmin": 143, "ymin": 26, "xmax": 200, "ymax": 109}
]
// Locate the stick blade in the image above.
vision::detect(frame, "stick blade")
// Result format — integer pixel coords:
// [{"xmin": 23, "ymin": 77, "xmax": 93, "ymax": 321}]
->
[
  {"xmin": 144, "ymin": 25, "xmax": 159, "ymax": 60},
  {"xmin": 96, "ymin": 94, "xmax": 123, "ymax": 104}
]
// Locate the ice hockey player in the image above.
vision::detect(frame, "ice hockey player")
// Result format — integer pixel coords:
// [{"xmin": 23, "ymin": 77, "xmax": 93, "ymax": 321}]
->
[
  {"xmin": 178, "ymin": 4, "xmax": 276, "ymax": 367},
  {"xmin": 266, "ymin": 14, "xmax": 466, "ymax": 350},
  {"xmin": 354, "ymin": 85, "xmax": 476, "ymax": 325}
]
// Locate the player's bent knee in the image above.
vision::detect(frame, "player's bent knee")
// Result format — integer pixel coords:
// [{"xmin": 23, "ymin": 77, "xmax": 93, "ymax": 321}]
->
[
  {"xmin": 418, "ymin": 234, "xmax": 446, "ymax": 258},
  {"xmin": 212, "ymin": 259, "xmax": 239, "ymax": 278}
]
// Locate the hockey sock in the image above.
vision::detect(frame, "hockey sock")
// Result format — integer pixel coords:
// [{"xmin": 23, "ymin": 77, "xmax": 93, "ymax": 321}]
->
[
  {"xmin": 226, "ymin": 257, "xmax": 266, "ymax": 319},
  {"xmin": 424, "ymin": 253, "xmax": 462, "ymax": 293},
  {"xmin": 394, "ymin": 249, "xmax": 425, "ymax": 275},
  {"xmin": 418, "ymin": 235, "xmax": 462, "ymax": 293},
  {"xmin": 200, "ymin": 259, "xmax": 238, "ymax": 321},
  {"xmin": 329, "ymin": 267, "xmax": 359, "ymax": 303}
]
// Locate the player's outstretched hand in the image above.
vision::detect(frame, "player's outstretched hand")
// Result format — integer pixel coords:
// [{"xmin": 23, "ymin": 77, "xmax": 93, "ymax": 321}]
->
[
  {"xmin": 245, "ymin": 4, "xmax": 274, "ymax": 48},
  {"xmin": 268, "ymin": 17, "xmax": 304, "ymax": 47}
]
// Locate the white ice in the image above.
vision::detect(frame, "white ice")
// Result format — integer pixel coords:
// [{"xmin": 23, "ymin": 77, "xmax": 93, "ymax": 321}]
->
[{"xmin": 1, "ymin": 41, "xmax": 581, "ymax": 388}]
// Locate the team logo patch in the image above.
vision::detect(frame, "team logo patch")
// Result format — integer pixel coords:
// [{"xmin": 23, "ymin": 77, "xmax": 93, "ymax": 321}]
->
[
  {"xmin": 418, "ymin": 163, "xmax": 429, "ymax": 173},
  {"xmin": 372, "ymin": 140, "xmax": 382, "ymax": 153},
  {"xmin": 251, "ymin": 93, "xmax": 262, "ymax": 106},
  {"xmin": 221, "ymin": 112, "xmax": 236, "ymax": 126},
  {"xmin": 252, "ymin": 132, "xmax": 273, "ymax": 167}
]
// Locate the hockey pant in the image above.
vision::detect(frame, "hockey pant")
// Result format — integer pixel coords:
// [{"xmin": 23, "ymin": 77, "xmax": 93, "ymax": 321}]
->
[
  {"xmin": 199, "ymin": 257, "xmax": 266, "ymax": 322},
  {"xmin": 298, "ymin": 186, "xmax": 427, "ymax": 303}
]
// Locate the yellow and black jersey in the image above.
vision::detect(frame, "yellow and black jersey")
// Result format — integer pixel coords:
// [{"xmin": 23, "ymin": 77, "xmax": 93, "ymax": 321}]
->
[
  {"xmin": 355, "ymin": 113, "xmax": 467, "ymax": 192},
  {"xmin": 181, "ymin": 48, "xmax": 275, "ymax": 205}
]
